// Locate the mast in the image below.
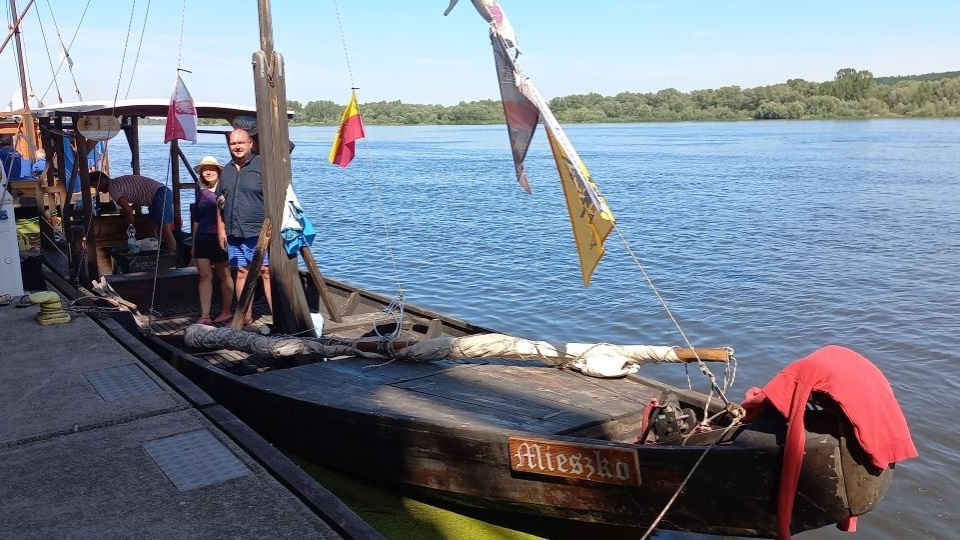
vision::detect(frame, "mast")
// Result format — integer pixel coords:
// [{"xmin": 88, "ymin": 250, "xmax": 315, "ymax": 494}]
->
[
  {"xmin": 9, "ymin": 0, "xmax": 37, "ymax": 160},
  {"xmin": 254, "ymin": 0, "xmax": 314, "ymax": 336}
]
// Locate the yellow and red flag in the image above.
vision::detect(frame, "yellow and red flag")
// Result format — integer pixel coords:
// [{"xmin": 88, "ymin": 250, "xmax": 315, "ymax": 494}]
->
[{"xmin": 328, "ymin": 91, "xmax": 365, "ymax": 167}]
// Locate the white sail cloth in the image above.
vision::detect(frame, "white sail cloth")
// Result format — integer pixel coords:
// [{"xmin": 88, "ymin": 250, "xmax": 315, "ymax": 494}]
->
[{"xmin": 184, "ymin": 327, "xmax": 685, "ymax": 378}]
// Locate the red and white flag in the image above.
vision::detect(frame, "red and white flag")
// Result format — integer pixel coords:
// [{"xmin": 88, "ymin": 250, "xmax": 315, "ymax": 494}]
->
[{"xmin": 164, "ymin": 75, "xmax": 197, "ymax": 143}]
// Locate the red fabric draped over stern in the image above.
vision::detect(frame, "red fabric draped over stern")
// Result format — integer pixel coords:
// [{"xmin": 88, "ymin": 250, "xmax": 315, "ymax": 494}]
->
[{"xmin": 741, "ymin": 345, "xmax": 918, "ymax": 539}]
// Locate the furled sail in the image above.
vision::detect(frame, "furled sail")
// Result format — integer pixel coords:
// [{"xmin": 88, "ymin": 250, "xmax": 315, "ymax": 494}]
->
[
  {"xmin": 461, "ymin": 0, "xmax": 616, "ymax": 286},
  {"xmin": 185, "ymin": 325, "xmax": 733, "ymax": 379}
]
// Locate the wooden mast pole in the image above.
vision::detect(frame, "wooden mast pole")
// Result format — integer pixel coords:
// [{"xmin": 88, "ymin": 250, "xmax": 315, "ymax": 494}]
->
[
  {"xmin": 253, "ymin": 0, "xmax": 314, "ymax": 336},
  {"xmin": 9, "ymin": 0, "xmax": 37, "ymax": 161}
]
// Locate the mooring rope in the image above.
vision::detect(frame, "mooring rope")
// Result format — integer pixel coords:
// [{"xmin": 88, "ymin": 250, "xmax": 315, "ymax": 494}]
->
[{"xmin": 640, "ymin": 420, "xmax": 740, "ymax": 540}]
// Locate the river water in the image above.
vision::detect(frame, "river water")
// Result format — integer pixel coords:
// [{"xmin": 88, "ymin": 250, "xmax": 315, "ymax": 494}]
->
[{"xmin": 129, "ymin": 119, "xmax": 958, "ymax": 539}]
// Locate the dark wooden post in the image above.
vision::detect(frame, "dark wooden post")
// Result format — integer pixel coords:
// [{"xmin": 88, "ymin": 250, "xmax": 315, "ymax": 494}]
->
[
  {"xmin": 74, "ymin": 133, "xmax": 98, "ymax": 283},
  {"xmin": 127, "ymin": 116, "xmax": 140, "ymax": 175},
  {"xmin": 169, "ymin": 139, "xmax": 182, "ymax": 233},
  {"xmin": 253, "ymin": 0, "xmax": 314, "ymax": 336}
]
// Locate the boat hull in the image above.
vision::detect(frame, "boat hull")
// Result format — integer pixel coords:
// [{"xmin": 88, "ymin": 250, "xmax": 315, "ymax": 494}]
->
[{"xmin": 137, "ymin": 317, "xmax": 891, "ymax": 538}]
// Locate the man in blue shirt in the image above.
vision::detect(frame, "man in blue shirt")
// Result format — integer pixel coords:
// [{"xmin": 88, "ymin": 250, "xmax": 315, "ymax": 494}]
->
[{"xmin": 217, "ymin": 128, "xmax": 271, "ymax": 325}]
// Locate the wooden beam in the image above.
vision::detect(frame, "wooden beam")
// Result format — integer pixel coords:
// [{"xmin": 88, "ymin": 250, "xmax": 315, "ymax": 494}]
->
[
  {"xmin": 169, "ymin": 140, "xmax": 182, "ymax": 232},
  {"xmin": 9, "ymin": 0, "xmax": 36, "ymax": 160},
  {"xmin": 299, "ymin": 246, "xmax": 342, "ymax": 323},
  {"xmin": 0, "ymin": 0, "xmax": 35, "ymax": 58},
  {"xmin": 253, "ymin": 0, "xmax": 313, "ymax": 337},
  {"xmin": 341, "ymin": 291, "xmax": 359, "ymax": 316},
  {"xmin": 231, "ymin": 219, "xmax": 272, "ymax": 330},
  {"xmin": 672, "ymin": 347, "xmax": 733, "ymax": 362},
  {"xmin": 127, "ymin": 116, "xmax": 140, "ymax": 175}
]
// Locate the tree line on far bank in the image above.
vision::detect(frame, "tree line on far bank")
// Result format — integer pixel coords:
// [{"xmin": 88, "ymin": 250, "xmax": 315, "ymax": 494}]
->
[{"xmin": 280, "ymin": 69, "xmax": 960, "ymax": 125}]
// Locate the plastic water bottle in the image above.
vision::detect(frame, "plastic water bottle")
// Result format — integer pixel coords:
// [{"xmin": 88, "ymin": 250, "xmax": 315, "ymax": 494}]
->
[{"xmin": 126, "ymin": 224, "xmax": 139, "ymax": 253}]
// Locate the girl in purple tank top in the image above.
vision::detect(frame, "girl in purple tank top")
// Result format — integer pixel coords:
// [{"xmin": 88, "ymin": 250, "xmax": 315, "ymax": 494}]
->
[{"xmin": 191, "ymin": 156, "xmax": 234, "ymax": 324}]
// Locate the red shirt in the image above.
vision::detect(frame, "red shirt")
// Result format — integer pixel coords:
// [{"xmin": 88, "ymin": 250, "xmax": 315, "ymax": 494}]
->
[{"xmin": 742, "ymin": 345, "xmax": 917, "ymax": 539}]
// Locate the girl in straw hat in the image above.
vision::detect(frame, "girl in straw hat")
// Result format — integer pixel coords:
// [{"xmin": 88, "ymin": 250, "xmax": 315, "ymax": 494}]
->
[{"xmin": 192, "ymin": 156, "xmax": 234, "ymax": 324}]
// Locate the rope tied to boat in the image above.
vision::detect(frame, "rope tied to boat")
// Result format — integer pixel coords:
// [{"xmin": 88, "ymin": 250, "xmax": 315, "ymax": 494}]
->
[{"xmin": 640, "ymin": 418, "xmax": 742, "ymax": 540}]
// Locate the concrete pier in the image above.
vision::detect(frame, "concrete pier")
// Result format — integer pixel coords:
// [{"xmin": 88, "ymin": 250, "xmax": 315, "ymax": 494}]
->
[{"xmin": 0, "ymin": 288, "xmax": 380, "ymax": 539}]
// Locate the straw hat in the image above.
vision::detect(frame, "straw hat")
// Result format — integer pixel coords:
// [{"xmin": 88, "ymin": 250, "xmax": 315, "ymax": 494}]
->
[{"xmin": 193, "ymin": 155, "xmax": 223, "ymax": 174}]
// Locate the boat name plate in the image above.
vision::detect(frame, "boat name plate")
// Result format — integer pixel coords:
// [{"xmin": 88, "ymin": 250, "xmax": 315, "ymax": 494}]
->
[
  {"xmin": 77, "ymin": 115, "xmax": 122, "ymax": 141},
  {"xmin": 508, "ymin": 436, "xmax": 641, "ymax": 486}
]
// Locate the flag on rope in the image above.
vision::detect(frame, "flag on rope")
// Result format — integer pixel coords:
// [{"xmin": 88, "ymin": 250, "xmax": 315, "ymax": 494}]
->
[
  {"xmin": 164, "ymin": 75, "xmax": 197, "ymax": 144},
  {"xmin": 328, "ymin": 91, "xmax": 365, "ymax": 167}
]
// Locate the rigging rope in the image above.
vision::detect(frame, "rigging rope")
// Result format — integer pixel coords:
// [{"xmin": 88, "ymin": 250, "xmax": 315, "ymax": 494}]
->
[
  {"xmin": 69, "ymin": 0, "xmax": 148, "ymax": 285},
  {"xmin": 330, "ymin": 0, "xmax": 407, "ymax": 318},
  {"xmin": 36, "ymin": 0, "xmax": 92, "ymax": 104},
  {"xmin": 143, "ymin": 153, "xmax": 175, "ymax": 332},
  {"xmin": 175, "ymin": 0, "xmax": 183, "ymax": 70},
  {"xmin": 141, "ymin": 0, "xmax": 183, "ymax": 333},
  {"xmin": 109, "ymin": 1, "xmax": 139, "ymax": 110},
  {"xmin": 332, "ymin": 0, "xmax": 355, "ymax": 89},
  {"xmin": 34, "ymin": 7, "xmax": 63, "ymax": 104},
  {"xmin": 123, "ymin": 0, "xmax": 152, "ymax": 99},
  {"xmin": 612, "ymin": 225, "xmax": 735, "ymax": 409}
]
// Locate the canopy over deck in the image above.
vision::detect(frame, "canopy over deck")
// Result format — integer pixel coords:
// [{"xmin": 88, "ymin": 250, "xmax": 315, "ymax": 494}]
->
[{"xmin": 33, "ymin": 99, "xmax": 294, "ymax": 121}]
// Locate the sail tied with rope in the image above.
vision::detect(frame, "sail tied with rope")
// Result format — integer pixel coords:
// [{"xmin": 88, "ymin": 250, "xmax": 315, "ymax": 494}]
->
[{"xmin": 184, "ymin": 324, "xmax": 733, "ymax": 378}]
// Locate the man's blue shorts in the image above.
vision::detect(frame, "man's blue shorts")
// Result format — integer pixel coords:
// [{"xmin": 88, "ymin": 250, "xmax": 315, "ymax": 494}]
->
[
  {"xmin": 149, "ymin": 186, "xmax": 174, "ymax": 227},
  {"xmin": 227, "ymin": 236, "xmax": 269, "ymax": 268}
]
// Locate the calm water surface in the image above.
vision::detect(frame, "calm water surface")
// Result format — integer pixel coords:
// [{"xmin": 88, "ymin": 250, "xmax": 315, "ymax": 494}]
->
[{"xmin": 129, "ymin": 119, "xmax": 958, "ymax": 539}]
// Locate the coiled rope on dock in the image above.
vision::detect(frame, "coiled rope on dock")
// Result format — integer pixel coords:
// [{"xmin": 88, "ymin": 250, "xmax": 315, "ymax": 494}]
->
[{"xmin": 28, "ymin": 291, "xmax": 71, "ymax": 325}]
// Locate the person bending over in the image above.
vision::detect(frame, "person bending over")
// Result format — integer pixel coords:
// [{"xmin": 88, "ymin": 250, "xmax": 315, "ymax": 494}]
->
[{"xmin": 91, "ymin": 171, "xmax": 177, "ymax": 251}]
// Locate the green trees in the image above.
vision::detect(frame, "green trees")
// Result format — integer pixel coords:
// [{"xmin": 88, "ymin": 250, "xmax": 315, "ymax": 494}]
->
[
  {"xmin": 823, "ymin": 68, "xmax": 877, "ymax": 101},
  {"xmin": 287, "ymin": 69, "xmax": 960, "ymax": 125}
]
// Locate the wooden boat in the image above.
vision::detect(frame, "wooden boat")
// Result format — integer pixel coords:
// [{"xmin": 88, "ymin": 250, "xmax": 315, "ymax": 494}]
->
[
  {"xmin": 77, "ymin": 269, "xmax": 891, "ymax": 538},
  {"xmin": 21, "ymin": 1, "xmax": 913, "ymax": 538}
]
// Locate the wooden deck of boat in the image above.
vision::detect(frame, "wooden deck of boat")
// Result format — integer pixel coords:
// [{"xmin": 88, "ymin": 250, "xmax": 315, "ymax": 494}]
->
[
  {"xmin": 110, "ymin": 270, "xmax": 657, "ymax": 442},
  {"xmin": 243, "ymin": 354, "xmax": 656, "ymax": 439}
]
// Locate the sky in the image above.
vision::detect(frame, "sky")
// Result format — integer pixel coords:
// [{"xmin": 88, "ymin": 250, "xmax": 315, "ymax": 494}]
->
[{"xmin": 2, "ymin": 0, "xmax": 959, "ymax": 110}]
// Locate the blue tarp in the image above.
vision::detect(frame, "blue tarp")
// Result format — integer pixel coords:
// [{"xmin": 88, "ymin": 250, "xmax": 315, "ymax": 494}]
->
[{"xmin": 64, "ymin": 139, "xmax": 106, "ymax": 192}]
